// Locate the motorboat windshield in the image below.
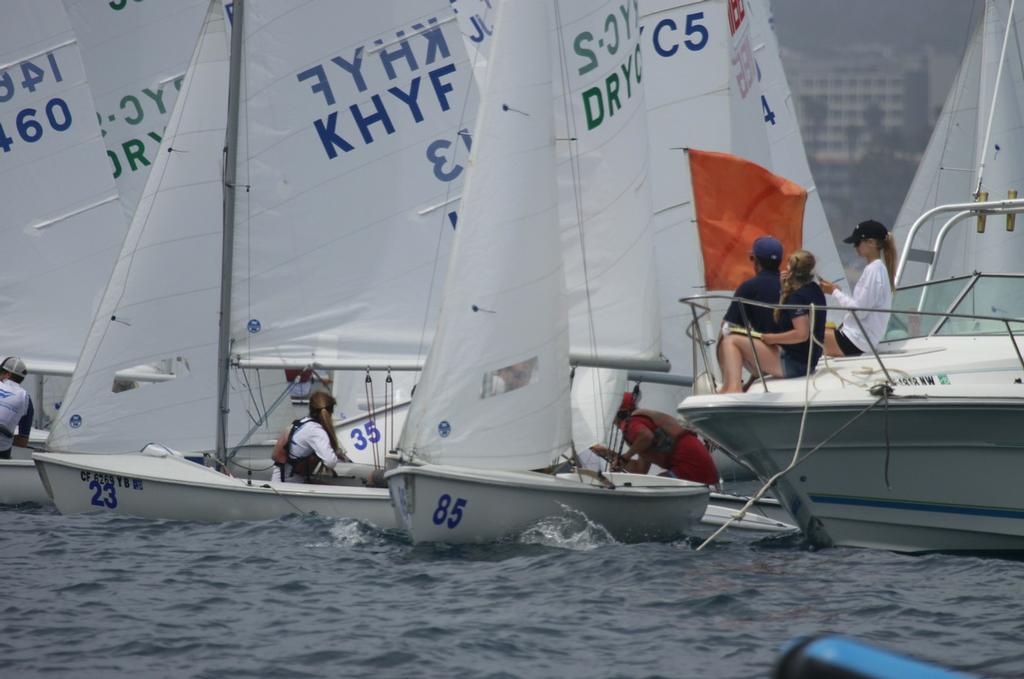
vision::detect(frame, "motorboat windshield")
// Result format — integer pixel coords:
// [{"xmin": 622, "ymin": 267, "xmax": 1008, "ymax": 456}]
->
[{"xmin": 884, "ymin": 273, "xmax": 1024, "ymax": 341}]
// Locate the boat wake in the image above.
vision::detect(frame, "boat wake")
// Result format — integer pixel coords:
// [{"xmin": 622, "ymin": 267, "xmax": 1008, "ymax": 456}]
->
[{"xmin": 517, "ymin": 505, "xmax": 616, "ymax": 550}]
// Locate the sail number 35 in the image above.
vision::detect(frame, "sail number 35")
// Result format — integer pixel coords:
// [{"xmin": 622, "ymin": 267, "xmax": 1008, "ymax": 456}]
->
[{"xmin": 432, "ymin": 493, "xmax": 467, "ymax": 528}]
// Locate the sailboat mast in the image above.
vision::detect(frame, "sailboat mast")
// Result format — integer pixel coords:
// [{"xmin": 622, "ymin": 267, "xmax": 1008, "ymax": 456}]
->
[
  {"xmin": 216, "ymin": 0, "xmax": 245, "ymax": 463},
  {"xmin": 976, "ymin": 0, "xmax": 1016, "ymax": 196}
]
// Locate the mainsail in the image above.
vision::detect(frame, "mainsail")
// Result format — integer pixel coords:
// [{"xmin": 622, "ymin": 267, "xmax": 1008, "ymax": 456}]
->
[
  {"xmin": 50, "ymin": 0, "xmax": 477, "ymax": 453},
  {"xmin": 49, "ymin": 1, "xmax": 236, "ymax": 453},
  {"xmin": 62, "ymin": 0, "xmax": 209, "ymax": 217},
  {"xmin": 895, "ymin": 1, "xmax": 1024, "ymax": 283},
  {"xmin": 0, "ymin": 0, "xmax": 127, "ymax": 374}
]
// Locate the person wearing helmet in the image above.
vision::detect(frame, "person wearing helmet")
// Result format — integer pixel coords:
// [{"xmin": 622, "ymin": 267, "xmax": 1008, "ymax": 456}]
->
[{"xmin": 0, "ymin": 357, "xmax": 33, "ymax": 458}]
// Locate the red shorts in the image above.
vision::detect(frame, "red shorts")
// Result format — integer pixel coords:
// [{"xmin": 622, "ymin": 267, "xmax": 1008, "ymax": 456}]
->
[{"xmin": 669, "ymin": 433, "xmax": 719, "ymax": 485}]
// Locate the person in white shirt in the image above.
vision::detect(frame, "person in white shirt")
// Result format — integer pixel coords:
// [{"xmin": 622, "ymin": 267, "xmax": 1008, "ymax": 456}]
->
[
  {"xmin": 818, "ymin": 219, "xmax": 897, "ymax": 357},
  {"xmin": 0, "ymin": 357, "xmax": 33, "ymax": 458},
  {"xmin": 271, "ymin": 390, "xmax": 350, "ymax": 483}
]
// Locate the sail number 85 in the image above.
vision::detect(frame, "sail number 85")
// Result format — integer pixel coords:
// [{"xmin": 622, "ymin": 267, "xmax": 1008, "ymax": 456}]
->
[{"xmin": 432, "ymin": 493, "xmax": 467, "ymax": 528}]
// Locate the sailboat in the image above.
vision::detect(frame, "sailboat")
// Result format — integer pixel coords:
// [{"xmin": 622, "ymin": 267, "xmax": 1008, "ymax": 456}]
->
[
  {"xmin": 677, "ymin": 1, "xmax": 1024, "ymax": 553},
  {"xmin": 34, "ymin": 0, "xmax": 479, "ymax": 523},
  {"xmin": 385, "ymin": 0, "xmax": 710, "ymax": 545},
  {"xmin": 0, "ymin": 0, "xmax": 129, "ymax": 503},
  {"xmin": 443, "ymin": 1, "xmax": 794, "ymax": 535},
  {"xmin": 894, "ymin": 0, "xmax": 1024, "ymax": 286}
]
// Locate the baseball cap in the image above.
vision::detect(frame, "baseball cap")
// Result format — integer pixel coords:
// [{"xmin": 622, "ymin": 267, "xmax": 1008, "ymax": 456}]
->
[
  {"xmin": 1, "ymin": 356, "xmax": 27, "ymax": 378},
  {"xmin": 751, "ymin": 236, "xmax": 783, "ymax": 262},
  {"xmin": 843, "ymin": 219, "xmax": 888, "ymax": 245}
]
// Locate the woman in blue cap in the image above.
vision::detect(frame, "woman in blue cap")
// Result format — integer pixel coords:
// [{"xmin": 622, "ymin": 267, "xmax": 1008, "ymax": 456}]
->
[{"xmin": 818, "ymin": 219, "xmax": 897, "ymax": 357}]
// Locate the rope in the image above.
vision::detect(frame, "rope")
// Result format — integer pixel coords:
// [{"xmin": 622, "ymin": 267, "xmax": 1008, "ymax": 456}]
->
[
  {"xmin": 258, "ymin": 481, "xmax": 311, "ymax": 516},
  {"xmin": 697, "ymin": 305, "xmax": 828, "ymax": 550},
  {"xmin": 363, "ymin": 369, "xmax": 380, "ymax": 469},
  {"xmin": 384, "ymin": 370, "xmax": 394, "ymax": 467}
]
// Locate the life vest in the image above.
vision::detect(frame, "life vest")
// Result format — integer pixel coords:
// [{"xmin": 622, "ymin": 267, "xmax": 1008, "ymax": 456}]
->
[
  {"xmin": 622, "ymin": 414, "xmax": 677, "ymax": 454},
  {"xmin": 271, "ymin": 418, "xmax": 322, "ymax": 482}
]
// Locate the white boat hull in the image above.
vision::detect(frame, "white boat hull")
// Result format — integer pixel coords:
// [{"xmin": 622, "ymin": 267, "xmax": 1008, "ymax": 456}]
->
[
  {"xmin": 33, "ymin": 450, "xmax": 395, "ymax": 526},
  {"xmin": 704, "ymin": 491, "xmax": 795, "ymax": 532},
  {"xmin": 0, "ymin": 457, "xmax": 50, "ymax": 505},
  {"xmin": 681, "ymin": 388, "xmax": 1024, "ymax": 553},
  {"xmin": 386, "ymin": 464, "xmax": 709, "ymax": 544}
]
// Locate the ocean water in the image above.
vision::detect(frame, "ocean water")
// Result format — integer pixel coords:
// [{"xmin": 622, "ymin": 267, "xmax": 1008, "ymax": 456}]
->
[{"xmin": 3, "ymin": 502, "xmax": 1023, "ymax": 679}]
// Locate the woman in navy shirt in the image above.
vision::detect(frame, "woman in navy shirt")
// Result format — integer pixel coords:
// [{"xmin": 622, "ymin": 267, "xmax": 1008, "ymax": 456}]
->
[
  {"xmin": 762, "ymin": 250, "xmax": 827, "ymax": 378},
  {"xmin": 718, "ymin": 250, "xmax": 826, "ymax": 391}
]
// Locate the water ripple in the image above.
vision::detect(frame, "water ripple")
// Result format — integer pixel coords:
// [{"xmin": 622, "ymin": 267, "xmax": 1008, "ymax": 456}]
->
[{"xmin": 2, "ymin": 505, "xmax": 1022, "ymax": 678}]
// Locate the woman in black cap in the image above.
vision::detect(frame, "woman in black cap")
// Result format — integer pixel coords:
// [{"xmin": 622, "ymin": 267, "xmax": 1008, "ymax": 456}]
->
[{"xmin": 818, "ymin": 219, "xmax": 897, "ymax": 357}]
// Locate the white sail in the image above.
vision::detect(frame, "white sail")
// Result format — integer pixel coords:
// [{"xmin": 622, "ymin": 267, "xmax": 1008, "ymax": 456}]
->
[
  {"xmin": 49, "ymin": 1, "xmax": 238, "ymax": 453},
  {"xmin": 50, "ymin": 0, "xmax": 477, "ymax": 453},
  {"xmin": 0, "ymin": 0, "xmax": 127, "ymax": 372},
  {"xmin": 571, "ymin": 367, "xmax": 627, "ymax": 452},
  {"xmin": 399, "ymin": 0, "xmax": 569, "ymax": 471},
  {"xmin": 454, "ymin": 0, "xmax": 663, "ymax": 366},
  {"xmin": 454, "ymin": 0, "xmax": 497, "ymax": 86},
  {"xmin": 230, "ymin": 2, "xmax": 473, "ymax": 369},
  {"xmin": 557, "ymin": 0, "xmax": 661, "ymax": 363},
  {"xmin": 62, "ymin": 0, "xmax": 209, "ymax": 217},
  {"xmin": 965, "ymin": 0, "xmax": 1024, "ymax": 274},
  {"xmin": 895, "ymin": 1, "xmax": 1024, "ymax": 283},
  {"xmin": 747, "ymin": 0, "xmax": 843, "ymax": 282}
]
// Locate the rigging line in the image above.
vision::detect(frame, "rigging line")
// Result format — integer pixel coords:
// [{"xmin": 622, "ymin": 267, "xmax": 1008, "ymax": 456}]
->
[
  {"xmin": 881, "ymin": 385, "xmax": 893, "ymax": 490},
  {"xmin": 255, "ymin": 366, "xmax": 268, "ymax": 424},
  {"xmin": 699, "ymin": 304, "xmax": 819, "ymax": 551},
  {"xmin": 258, "ymin": 483, "xmax": 310, "ymax": 516},
  {"xmin": 241, "ymin": 6, "xmax": 255, "ymax": 373},
  {"xmin": 918, "ymin": 0, "xmax": 980, "ymax": 230},
  {"xmin": 553, "ymin": 1, "xmax": 605, "ymax": 422},
  {"xmin": 236, "ymin": 365, "xmax": 262, "ymax": 427},
  {"xmin": 364, "ymin": 370, "xmax": 380, "ymax": 469},
  {"xmin": 415, "ymin": 2, "xmax": 496, "ymax": 366},
  {"xmin": 384, "ymin": 370, "xmax": 394, "ymax": 464},
  {"xmin": 976, "ymin": 0, "xmax": 1017, "ymax": 197}
]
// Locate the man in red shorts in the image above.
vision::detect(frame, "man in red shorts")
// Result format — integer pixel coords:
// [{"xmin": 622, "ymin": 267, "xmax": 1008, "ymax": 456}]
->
[{"xmin": 590, "ymin": 393, "xmax": 719, "ymax": 486}]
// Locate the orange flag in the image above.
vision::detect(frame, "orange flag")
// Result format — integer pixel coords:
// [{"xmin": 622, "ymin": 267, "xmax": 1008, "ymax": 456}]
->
[{"xmin": 688, "ymin": 149, "xmax": 806, "ymax": 291}]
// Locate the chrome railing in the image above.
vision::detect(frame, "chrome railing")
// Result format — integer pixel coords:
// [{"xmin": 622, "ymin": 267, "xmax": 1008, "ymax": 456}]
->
[{"xmin": 678, "ymin": 294, "xmax": 1024, "ymax": 392}]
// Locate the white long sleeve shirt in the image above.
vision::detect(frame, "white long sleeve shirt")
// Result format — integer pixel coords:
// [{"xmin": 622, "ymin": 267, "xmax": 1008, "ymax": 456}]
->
[
  {"xmin": 831, "ymin": 259, "xmax": 893, "ymax": 352},
  {"xmin": 271, "ymin": 419, "xmax": 347, "ymax": 483}
]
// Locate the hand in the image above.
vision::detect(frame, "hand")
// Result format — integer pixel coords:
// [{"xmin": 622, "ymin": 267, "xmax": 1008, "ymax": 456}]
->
[
  {"xmin": 818, "ymin": 278, "xmax": 836, "ymax": 294},
  {"xmin": 761, "ymin": 333, "xmax": 775, "ymax": 346}
]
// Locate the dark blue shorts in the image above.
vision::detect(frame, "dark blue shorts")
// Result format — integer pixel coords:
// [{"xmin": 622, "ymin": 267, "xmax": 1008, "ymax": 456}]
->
[{"xmin": 780, "ymin": 350, "xmax": 807, "ymax": 378}]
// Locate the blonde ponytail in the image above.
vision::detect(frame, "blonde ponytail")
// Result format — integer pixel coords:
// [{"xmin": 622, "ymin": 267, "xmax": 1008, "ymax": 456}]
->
[
  {"xmin": 308, "ymin": 391, "xmax": 340, "ymax": 452},
  {"xmin": 774, "ymin": 250, "xmax": 817, "ymax": 323},
  {"xmin": 881, "ymin": 234, "xmax": 897, "ymax": 290}
]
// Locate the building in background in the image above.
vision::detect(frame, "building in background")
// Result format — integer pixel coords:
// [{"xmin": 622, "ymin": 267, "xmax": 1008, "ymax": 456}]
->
[{"xmin": 783, "ymin": 45, "xmax": 929, "ymax": 260}]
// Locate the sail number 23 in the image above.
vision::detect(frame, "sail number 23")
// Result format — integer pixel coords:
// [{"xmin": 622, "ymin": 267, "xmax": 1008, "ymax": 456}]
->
[{"xmin": 432, "ymin": 494, "xmax": 467, "ymax": 529}]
